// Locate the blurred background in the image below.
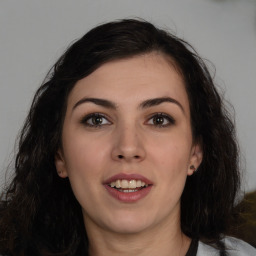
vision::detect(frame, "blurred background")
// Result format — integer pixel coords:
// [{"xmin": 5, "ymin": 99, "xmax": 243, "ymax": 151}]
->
[{"xmin": 0, "ymin": 0, "xmax": 255, "ymax": 194}]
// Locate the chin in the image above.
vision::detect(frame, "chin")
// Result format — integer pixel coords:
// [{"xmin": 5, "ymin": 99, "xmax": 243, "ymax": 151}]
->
[
  {"xmin": 102, "ymin": 210, "xmax": 156, "ymax": 235},
  {"xmin": 107, "ymin": 221, "xmax": 150, "ymax": 235}
]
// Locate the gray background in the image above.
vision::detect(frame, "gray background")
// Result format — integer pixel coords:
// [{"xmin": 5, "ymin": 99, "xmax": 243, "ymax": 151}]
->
[{"xmin": 0, "ymin": 0, "xmax": 255, "ymax": 192}]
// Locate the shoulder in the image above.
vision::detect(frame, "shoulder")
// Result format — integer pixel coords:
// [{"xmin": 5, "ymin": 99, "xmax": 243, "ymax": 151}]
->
[
  {"xmin": 223, "ymin": 236, "xmax": 256, "ymax": 256},
  {"xmin": 197, "ymin": 236, "xmax": 256, "ymax": 256}
]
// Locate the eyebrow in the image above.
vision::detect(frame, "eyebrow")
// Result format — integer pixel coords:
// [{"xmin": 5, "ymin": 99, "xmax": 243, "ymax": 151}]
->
[
  {"xmin": 139, "ymin": 97, "xmax": 184, "ymax": 112},
  {"xmin": 72, "ymin": 98, "xmax": 116, "ymax": 111},
  {"xmin": 72, "ymin": 96, "xmax": 184, "ymax": 112}
]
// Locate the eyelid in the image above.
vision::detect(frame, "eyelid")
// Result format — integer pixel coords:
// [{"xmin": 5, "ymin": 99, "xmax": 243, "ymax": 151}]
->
[
  {"xmin": 80, "ymin": 112, "xmax": 112, "ymax": 127},
  {"xmin": 146, "ymin": 112, "xmax": 175, "ymax": 127}
]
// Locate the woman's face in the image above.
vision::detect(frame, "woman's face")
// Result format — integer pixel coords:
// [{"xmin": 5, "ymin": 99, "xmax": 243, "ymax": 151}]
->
[{"xmin": 55, "ymin": 53, "xmax": 202, "ymax": 235}]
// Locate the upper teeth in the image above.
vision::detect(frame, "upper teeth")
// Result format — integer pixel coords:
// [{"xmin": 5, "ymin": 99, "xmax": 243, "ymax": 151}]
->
[{"xmin": 109, "ymin": 179, "xmax": 147, "ymax": 189}]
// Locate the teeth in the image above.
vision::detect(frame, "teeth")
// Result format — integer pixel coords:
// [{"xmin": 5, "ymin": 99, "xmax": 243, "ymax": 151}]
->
[
  {"xmin": 137, "ymin": 180, "xmax": 141, "ymax": 187},
  {"xmin": 122, "ymin": 189, "xmax": 138, "ymax": 193},
  {"xmin": 121, "ymin": 180, "xmax": 129, "ymax": 188},
  {"xmin": 116, "ymin": 179, "xmax": 121, "ymax": 188},
  {"xmin": 128, "ymin": 180, "xmax": 136, "ymax": 188},
  {"xmin": 108, "ymin": 179, "xmax": 149, "ymax": 189}
]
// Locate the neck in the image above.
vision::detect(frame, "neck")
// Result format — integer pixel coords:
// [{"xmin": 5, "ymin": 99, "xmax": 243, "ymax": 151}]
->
[{"xmin": 85, "ymin": 215, "xmax": 191, "ymax": 256}]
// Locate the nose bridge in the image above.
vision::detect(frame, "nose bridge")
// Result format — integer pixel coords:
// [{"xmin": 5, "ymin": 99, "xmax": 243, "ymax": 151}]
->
[{"xmin": 111, "ymin": 119, "xmax": 145, "ymax": 161}]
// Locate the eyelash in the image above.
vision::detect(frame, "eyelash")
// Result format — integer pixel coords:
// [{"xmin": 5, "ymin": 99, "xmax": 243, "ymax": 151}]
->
[
  {"xmin": 80, "ymin": 112, "xmax": 175, "ymax": 128},
  {"xmin": 80, "ymin": 113, "xmax": 111, "ymax": 128},
  {"xmin": 146, "ymin": 113, "xmax": 175, "ymax": 128}
]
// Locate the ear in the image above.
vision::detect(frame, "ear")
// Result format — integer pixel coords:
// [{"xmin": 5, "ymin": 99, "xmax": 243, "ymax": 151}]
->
[
  {"xmin": 55, "ymin": 149, "xmax": 68, "ymax": 178},
  {"xmin": 187, "ymin": 143, "xmax": 203, "ymax": 176}
]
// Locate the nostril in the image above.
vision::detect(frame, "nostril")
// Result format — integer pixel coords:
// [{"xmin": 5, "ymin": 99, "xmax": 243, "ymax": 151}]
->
[{"xmin": 117, "ymin": 155, "xmax": 140, "ymax": 160}]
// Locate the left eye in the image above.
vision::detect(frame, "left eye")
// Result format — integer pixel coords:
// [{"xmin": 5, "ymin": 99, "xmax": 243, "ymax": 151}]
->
[
  {"xmin": 81, "ymin": 113, "xmax": 111, "ymax": 127},
  {"xmin": 147, "ymin": 113, "xmax": 175, "ymax": 127}
]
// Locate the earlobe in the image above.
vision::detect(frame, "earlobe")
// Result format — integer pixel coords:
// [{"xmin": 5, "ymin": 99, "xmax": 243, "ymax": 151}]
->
[
  {"xmin": 55, "ymin": 150, "xmax": 68, "ymax": 178},
  {"xmin": 187, "ymin": 143, "xmax": 203, "ymax": 176}
]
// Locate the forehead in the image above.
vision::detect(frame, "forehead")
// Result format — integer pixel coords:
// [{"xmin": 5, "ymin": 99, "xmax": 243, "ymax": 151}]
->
[{"xmin": 67, "ymin": 53, "xmax": 189, "ymax": 113}]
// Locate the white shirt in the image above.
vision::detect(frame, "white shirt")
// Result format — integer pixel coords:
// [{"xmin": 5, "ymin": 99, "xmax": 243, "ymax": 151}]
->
[{"xmin": 198, "ymin": 237, "xmax": 256, "ymax": 256}]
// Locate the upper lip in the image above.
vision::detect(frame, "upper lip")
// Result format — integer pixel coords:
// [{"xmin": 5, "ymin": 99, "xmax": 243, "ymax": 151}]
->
[{"xmin": 103, "ymin": 173, "xmax": 153, "ymax": 185}]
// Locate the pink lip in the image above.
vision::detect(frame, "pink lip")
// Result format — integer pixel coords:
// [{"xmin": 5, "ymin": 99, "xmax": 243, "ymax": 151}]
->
[{"xmin": 103, "ymin": 173, "xmax": 153, "ymax": 203}]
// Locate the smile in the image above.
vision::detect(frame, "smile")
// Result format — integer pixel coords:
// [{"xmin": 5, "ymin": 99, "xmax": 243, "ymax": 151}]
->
[
  {"xmin": 104, "ymin": 174, "xmax": 153, "ymax": 202},
  {"xmin": 109, "ymin": 179, "xmax": 149, "ymax": 192}
]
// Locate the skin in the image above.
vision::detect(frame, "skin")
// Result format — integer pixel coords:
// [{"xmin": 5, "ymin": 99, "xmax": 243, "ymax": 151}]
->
[{"xmin": 55, "ymin": 53, "xmax": 203, "ymax": 256}]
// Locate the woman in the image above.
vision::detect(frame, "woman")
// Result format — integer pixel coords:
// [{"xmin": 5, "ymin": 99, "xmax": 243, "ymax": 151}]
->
[{"xmin": 0, "ymin": 19, "xmax": 255, "ymax": 256}]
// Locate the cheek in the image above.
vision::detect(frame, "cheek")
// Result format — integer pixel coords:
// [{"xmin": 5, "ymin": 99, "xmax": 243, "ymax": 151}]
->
[
  {"xmin": 156, "ymin": 146, "xmax": 190, "ymax": 198},
  {"xmin": 62, "ymin": 135, "xmax": 110, "ymax": 207},
  {"xmin": 62, "ymin": 132, "xmax": 110, "ymax": 181},
  {"xmin": 148, "ymin": 132, "xmax": 192, "ymax": 194},
  {"xmin": 149, "ymin": 132, "xmax": 192, "ymax": 171}
]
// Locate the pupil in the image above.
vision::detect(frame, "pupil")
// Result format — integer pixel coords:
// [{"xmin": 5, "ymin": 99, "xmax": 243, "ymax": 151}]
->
[
  {"xmin": 154, "ymin": 116, "xmax": 164, "ymax": 125},
  {"xmin": 93, "ymin": 116, "xmax": 102, "ymax": 125}
]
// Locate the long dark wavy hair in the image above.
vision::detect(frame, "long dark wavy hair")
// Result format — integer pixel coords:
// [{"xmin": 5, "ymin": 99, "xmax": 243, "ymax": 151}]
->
[{"xmin": 0, "ymin": 19, "xmax": 240, "ymax": 255}]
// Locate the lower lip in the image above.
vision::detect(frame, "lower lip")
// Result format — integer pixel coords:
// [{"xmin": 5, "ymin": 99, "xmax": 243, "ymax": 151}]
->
[{"xmin": 104, "ymin": 185, "xmax": 152, "ymax": 202}]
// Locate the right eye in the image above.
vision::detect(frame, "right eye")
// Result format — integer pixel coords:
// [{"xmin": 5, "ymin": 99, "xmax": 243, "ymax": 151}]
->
[
  {"xmin": 81, "ymin": 113, "xmax": 111, "ymax": 128},
  {"xmin": 146, "ymin": 113, "xmax": 175, "ymax": 128}
]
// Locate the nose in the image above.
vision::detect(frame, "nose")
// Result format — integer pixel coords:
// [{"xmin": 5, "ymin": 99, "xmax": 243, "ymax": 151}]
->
[{"xmin": 111, "ymin": 123, "xmax": 146, "ymax": 162}]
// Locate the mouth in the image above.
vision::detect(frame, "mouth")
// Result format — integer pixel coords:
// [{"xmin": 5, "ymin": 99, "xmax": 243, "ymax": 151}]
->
[
  {"xmin": 104, "ymin": 173, "xmax": 153, "ymax": 202},
  {"xmin": 108, "ymin": 179, "xmax": 150, "ymax": 193}
]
